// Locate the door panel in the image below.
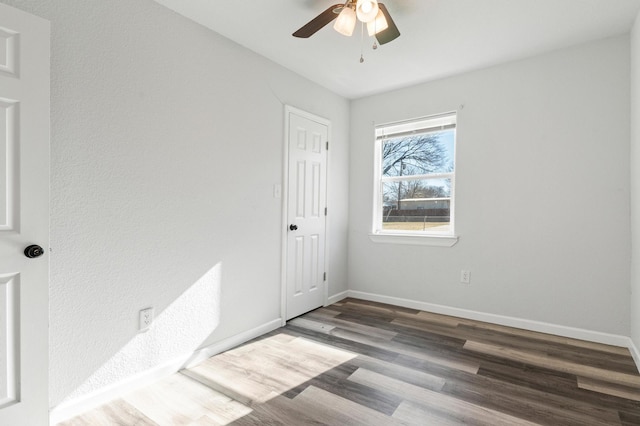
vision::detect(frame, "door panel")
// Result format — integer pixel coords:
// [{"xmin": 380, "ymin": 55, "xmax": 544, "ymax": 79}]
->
[
  {"xmin": 0, "ymin": 274, "xmax": 18, "ymax": 407},
  {"xmin": 0, "ymin": 99, "xmax": 16, "ymax": 231},
  {"xmin": 285, "ymin": 109, "xmax": 328, "ymax": 320},
  {"xmin": 0, "ymin": 3, "xmax": 50, "ymax": 425}
]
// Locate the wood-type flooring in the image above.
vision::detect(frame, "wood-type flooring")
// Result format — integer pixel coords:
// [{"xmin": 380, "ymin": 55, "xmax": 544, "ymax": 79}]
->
[{"xmin": 59, "ymin": 298, "xmax": 640, "ymax": 425}]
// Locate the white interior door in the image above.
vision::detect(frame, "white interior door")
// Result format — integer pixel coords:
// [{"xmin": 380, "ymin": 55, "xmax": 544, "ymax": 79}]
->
[
  {"xmin": 0, "ymin": 4, "xmax": 50, "ymax": 426},
  {"xmin": 284, "ymin": 107, "xmax": 328, "ymax": 320}
]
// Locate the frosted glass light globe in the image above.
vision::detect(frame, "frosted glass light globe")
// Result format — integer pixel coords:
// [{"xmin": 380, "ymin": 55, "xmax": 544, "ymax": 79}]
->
[{"xmin": 356, "ymin": 0, "xmax": 379, "ymax": 23}]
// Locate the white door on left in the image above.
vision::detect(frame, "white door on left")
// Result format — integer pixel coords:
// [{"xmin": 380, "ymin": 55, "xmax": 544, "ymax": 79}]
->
[
  {"xmin": 285, "ymin": 108, "xmax": 328, "ymax": 320},
  {"xmin": 0, "ymin": 3, "xmax": 50, "ymax": 426}
]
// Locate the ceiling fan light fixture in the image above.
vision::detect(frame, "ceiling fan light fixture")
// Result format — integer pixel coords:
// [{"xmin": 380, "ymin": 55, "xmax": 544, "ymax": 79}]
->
[
  {"xmin": 367, "ymin": 9, "xmax": 388, "ymax": 36},
  {"xmin": 333, "ymin": 6, "xmax": 357, "ymax": 36},
  {"xmin": 356, "ymin": 0, "xmax": 379, "ymax": 23}
]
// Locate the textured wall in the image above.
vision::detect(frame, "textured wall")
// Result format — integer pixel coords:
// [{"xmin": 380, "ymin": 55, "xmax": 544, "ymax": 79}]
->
[
  {"xmin": 349, "ymin": 36, "xmax": 631, "ymax": 335},
  {"xmin": 0, "ymin": 0, "xmax": 350, "ymax": 407},
  {"xmin": 631, "ymin": 12, "xmax": 640, "ymax": 350}
]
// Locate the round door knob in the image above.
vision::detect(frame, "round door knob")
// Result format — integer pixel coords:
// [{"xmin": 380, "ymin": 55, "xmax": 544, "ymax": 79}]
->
[
  {"xmin": 24, "ymin": 245, "xmax": 44, "ymax": 258},
  {"xmin": 289, "ymin": 224, "xmax": 298, "ymax": 231}
]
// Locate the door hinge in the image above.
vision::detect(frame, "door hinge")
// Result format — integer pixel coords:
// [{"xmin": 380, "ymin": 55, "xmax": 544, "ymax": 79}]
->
[
  {"xmin": 323, "ymin": 272, "xmax": 327, "ymax": 281},
  {"xmin": 324, "ymin": 207, "xmax": 327, "ymax": 216},
  {"xmin": 326, "ymin": 141, "xmax": 329, "ymax": 150}
]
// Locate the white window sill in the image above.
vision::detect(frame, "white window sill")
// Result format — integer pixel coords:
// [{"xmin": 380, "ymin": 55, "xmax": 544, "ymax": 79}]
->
[{"xmin": 369, "ymin": 233, "xmax": 459, "ymax": 247}]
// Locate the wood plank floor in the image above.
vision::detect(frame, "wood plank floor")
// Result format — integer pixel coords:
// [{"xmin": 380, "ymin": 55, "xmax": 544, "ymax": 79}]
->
[{"xmin": 58, "ymin": 298, "xmax": 640, "ymax": 425}]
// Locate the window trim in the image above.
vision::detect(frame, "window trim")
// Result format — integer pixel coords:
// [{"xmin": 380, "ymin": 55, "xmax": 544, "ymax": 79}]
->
[
  {"xmin": 371, "ymin": 112, "xmax": 458, "ymax": 246},
  {"xmin": 368, "ymin": 232, "xmax": 459, "ymax": 247}
]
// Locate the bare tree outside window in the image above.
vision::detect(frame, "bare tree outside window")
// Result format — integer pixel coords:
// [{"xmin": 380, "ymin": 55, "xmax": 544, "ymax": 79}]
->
[{"xmin": 382, "ymin": 135, "xmax": 449, "ymax": 176}]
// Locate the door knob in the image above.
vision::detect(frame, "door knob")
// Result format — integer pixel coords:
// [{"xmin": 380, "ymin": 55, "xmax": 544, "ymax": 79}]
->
[
  {"xmin": 289, "ymin": 224, "xmax": 298, "ymax": 231},
  {"xmin": 24, "ymin": 245, "xmax": 44, "ymax": 258}
]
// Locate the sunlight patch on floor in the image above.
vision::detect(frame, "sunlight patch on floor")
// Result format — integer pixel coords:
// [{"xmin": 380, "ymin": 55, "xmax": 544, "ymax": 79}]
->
[
  {"xmin": 182, "ymin": 333, "xmax": 357, "ymax": 406},
  {"xmin": 123, "ymin": 373, "xmax": 252, "ymax": 425}
]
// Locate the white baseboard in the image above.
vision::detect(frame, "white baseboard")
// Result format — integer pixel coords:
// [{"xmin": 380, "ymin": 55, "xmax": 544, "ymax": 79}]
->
[
  {"xmin": 327, "ymin": 290, "xmax": 349, "ymax": 305},
  {"xmin": 346, "ymin": 290, "xmax": 631, "ymax": 348},
  {"xmin": 49, "ymin": 318, "xmax": 282, "ymax": 425}
]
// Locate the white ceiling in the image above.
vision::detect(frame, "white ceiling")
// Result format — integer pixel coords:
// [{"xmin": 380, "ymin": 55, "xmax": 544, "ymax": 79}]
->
[{"xmin": 153, "ymin": 0, "xmax": 640, "ymax": 99}]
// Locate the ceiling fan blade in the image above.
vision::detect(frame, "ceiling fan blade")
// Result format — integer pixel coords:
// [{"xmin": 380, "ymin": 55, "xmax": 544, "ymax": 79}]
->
[
  {"xmin": 375, "ymin": 3, "xmax": 400, "ymax": 45},
  {"xmin": 293, "ymin": 4, "xmax": 344, "ymax": 38}
]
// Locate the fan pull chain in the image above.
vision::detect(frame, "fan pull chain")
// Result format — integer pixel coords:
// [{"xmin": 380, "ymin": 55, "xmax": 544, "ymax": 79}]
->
[
  {"xmin": 360, "ymin": 21, "xmax": 365, "ymax": 63},
  {"xmin": 372, "ymin": 16, "xmax": 378, "ymax": 50}
]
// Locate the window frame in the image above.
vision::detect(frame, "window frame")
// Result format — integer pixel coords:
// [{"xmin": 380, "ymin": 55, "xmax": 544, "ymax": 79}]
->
[{"xmin": 370, "ymin": 113, "xmax": 459, "ymax": 247}]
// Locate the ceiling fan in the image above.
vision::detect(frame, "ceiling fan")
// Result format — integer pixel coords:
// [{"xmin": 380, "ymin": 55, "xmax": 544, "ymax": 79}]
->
[{"xmin": 293, "ymin": 0, "xmax": 400, "ymax": 46}]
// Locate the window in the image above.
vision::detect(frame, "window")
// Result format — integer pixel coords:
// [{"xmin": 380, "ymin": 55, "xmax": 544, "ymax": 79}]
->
[{"xmin": 372, "ymin": 113, "xmax": 457, "ymax": 245}]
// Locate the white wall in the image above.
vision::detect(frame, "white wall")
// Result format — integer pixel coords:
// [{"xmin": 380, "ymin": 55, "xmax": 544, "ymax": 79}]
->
[
  {"xmin": 0, "ymin": 0, "xmax": 349, "ymax": 408},
  {"xmin": 349, "ymin": 36, "xmax": 631, "ymax": 336},
  {"xmin": 631, "ymin": 12, "xmax": 640, "ymax": 351}
]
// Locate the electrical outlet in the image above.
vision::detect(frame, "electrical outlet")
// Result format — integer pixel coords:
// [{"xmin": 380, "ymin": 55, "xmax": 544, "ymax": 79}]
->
[
  {"xmin": 139, "ymin": 307, "xmax": 154, "ymax": 332},
  {"xmin": 460, "ymin": 270, "xmax": 471, "ymax": 284}
]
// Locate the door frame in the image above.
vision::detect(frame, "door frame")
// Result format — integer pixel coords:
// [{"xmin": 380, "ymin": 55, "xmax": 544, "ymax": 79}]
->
[{"xmin": 280, "ymin": 105, "xmax": 331, "ymax": 325}]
